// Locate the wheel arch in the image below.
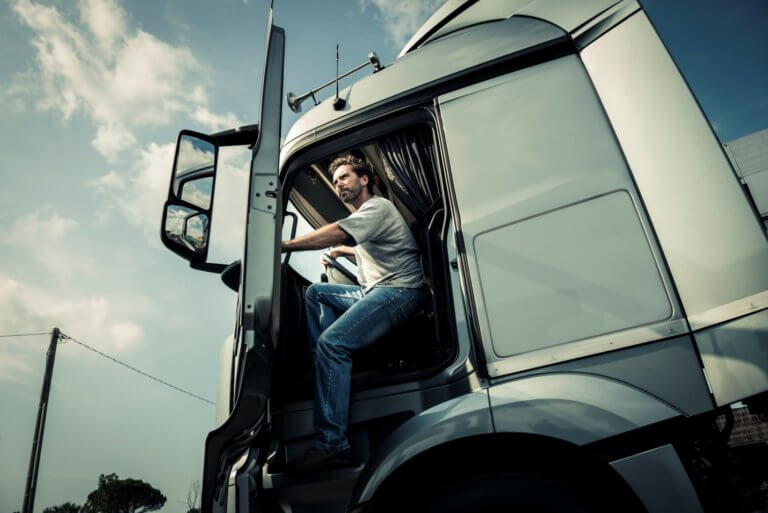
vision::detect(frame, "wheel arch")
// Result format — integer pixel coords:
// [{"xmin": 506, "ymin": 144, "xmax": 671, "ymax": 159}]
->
[{"xmin": 358, "ymin": 432, "xmax": 647, "ymax": 513}]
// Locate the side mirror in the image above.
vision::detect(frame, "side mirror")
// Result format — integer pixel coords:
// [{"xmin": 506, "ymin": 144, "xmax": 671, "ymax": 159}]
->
[{"xmin": 161, "ymin": 131, "xmax": 219, "ymax": 266}]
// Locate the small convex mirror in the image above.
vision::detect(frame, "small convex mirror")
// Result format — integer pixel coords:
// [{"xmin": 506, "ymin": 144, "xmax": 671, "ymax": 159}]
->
[{"xmin": 164, "ymin": 205, "xmax": 209, "ymax": 255}]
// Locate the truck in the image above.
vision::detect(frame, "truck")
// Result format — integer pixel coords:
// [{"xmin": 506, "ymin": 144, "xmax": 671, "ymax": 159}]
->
[{"xmin": 159, "ymin": 1, "xmax": 768, "ymax": 512}]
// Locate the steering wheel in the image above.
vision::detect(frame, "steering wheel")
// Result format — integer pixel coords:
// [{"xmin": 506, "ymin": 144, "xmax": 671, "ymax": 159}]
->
[{"xmin": 322, "ymin": 252, "xmax": 359, "ymax": 285}]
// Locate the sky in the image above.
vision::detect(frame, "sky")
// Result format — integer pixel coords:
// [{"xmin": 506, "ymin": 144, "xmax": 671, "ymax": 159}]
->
[
  {"xmin": 2, "ymin": 0, "xmax": 766, "ymax": 512},
  {"xmin": 0, "ymin": 0, "xmax": 441, "ymax": 511},
  {"xmin": 640, "ymin": 0, "xmax": 768, "ymax": 142}
]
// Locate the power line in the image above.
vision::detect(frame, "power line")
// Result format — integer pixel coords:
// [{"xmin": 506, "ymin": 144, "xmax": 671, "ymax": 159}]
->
[
  {"xmin": 0, "ymin": 331, "xmax": 52, "ymax": 339},
  {"xmin": 59, "ymin": 332, "xmax": 215, "ymax": 406}
]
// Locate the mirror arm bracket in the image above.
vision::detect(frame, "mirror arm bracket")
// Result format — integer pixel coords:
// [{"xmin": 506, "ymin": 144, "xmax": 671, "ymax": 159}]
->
[
  {"xmin": 210, "ymin": 124, "xmax": 260, "ymax": 147},
  {"xmin": 190, "ymin": 261, "xmax": 229, "ymax": 274}
]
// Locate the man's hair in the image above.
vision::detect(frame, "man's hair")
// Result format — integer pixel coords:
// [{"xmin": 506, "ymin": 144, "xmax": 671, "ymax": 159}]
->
[{"xmin": 329, "ymin": 155, "xmax": 375, "ymax": 194}]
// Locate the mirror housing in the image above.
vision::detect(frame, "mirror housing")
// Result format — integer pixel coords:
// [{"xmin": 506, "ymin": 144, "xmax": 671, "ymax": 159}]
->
[
  {"xmin": 161, "ymin": 130, "xmax": 219, "ymax": 267},
  {"xmin": 160, "ymin": 125, "xmax": 259, "ymax": 273}
]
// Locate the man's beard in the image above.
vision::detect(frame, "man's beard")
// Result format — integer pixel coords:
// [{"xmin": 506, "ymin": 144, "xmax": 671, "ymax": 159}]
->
[{"xmin": 340, "ymin": 187, "xmax": 360, "ymax": 204}]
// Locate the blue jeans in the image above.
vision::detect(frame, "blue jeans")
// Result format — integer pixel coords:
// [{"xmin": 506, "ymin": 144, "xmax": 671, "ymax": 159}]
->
[{"xmin": 305, "ymin": 283, "xmax": 427, "ymax": 450}]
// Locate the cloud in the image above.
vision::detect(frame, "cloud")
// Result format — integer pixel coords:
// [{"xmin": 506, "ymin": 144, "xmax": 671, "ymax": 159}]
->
[
  {"xmin": 0, "ymin": 343, "xmax": 35, "ymax": 383},
  {"xmin": 0, "ymin": 274, "xmax": 144, "ymax": 383},
  {"xmin": 9, "ymin": 0, "xmax": 240, "ymax": 160},
  {"xmin": 92, "ymin": 123, "xmax": 137, "ymax": 161},
  {"xmin": 87, "ymin": 169, "xmax": 126, "ymax": 191},
  {"xmin": 87, "ymin": 142, "xmax": 249, "ymax": 258},
  {"xmin": 358, "ymin": 0, "xmax": 444, "ymax": 48},
  {"xmin": 79, "ymin": 0, "xmax": 127, "ymax": 52},
  {"xmin": 191, "ymin": 107, "xmax": 242, "ymax": 133},
  {"xmin": 2, "ymin": 210, "xmax": 78, "ymax": 244},
  {"xmin": 115, "ymin": 141, "xmax": 177, "ymax": 237},
  {"xmin": 0, "ymin": 209, "xmax": 90, "ymax": 281}
]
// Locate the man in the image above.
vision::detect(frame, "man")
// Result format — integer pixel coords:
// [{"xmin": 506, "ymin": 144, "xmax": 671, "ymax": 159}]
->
[{"xmin": 281, "ymin": 155, "xmax": 427, "ymax": 472}]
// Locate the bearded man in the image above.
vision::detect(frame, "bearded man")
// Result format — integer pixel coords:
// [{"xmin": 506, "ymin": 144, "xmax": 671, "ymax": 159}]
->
[{"xmin": 281, "ymin": 155, "xmax": 427, "ymax": 472}]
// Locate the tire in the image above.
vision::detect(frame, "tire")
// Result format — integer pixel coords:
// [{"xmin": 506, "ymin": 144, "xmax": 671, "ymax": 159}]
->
[{"xmin": 405, "ymin": 471, "xmax": 608, "ymax": 513}]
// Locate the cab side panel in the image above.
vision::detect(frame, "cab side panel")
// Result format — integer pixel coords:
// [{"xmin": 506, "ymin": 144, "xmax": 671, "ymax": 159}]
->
[
  {"xmin": 438, "ymin": 52, "xmax": 685, "ymax": 376},
  {"xmin": 582, "ymin": 12, "xmax": 768, "ymax": 404}
]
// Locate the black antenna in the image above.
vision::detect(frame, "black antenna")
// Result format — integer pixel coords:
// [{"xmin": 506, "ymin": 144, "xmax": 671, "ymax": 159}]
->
[
  {"xmin": 286, "ymin": 50, "xmax": 382, "ymax": 113},
  {"xmin": 333, "ymin": 43, "xmax": 346, "ymax": 111}
]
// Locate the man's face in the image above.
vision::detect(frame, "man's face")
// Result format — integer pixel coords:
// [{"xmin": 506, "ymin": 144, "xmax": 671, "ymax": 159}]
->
[{"xmin": 332, "ymin": 164, "xmax": 368, "ymax": 204}]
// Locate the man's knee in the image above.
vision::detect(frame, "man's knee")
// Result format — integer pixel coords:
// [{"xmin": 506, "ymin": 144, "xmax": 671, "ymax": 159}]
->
[
  {"xmin": 305, "ymin": 283, "xmax": 324, "ymax": 303},
  {"xmin": 316, "ymin": 332, "xmax": 347, "ymax": 360}
]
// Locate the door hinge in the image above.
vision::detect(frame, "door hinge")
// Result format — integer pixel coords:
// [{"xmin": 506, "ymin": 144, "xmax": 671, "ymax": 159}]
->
[{"xmin": 252, "ymin": 176, "xmax": 277, "ymax": 213}]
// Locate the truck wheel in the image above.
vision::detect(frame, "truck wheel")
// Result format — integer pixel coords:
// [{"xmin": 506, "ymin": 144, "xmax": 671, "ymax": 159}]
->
[{"xmin": 406, "ymin": 471, "xmax": 608, "ymax": 513}]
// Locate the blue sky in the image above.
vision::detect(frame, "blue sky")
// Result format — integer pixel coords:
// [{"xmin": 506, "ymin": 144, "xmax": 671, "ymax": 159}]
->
[
  {"xmin": 0, "ymin": 1, "xmax": 440, "ymax": 511},
  {"xmin": 2, "ymin": 0, "xmax": 766, "ymax": 512},
  {"xmin": 641, "ymin": 0, "xmax": 768, "ymax": 142}
]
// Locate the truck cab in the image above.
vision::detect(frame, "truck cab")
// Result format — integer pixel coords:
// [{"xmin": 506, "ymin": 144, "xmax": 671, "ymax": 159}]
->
[{"xmin": 160, "ymin": 1, "xmax": 768, "ymax": 512}]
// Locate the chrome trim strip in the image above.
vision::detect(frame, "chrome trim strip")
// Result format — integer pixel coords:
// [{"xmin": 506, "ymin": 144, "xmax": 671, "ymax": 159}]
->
[
  {"xmin": 689, "ymin": 289, "xmax": 768, "ymax": 331},
  {"xmin": 487, "ymin": 318, "xmax": 689, "ymax": 377},
  {"xmin": 572, "ymin": 0, "xmax": 641, "ymax": 50}
]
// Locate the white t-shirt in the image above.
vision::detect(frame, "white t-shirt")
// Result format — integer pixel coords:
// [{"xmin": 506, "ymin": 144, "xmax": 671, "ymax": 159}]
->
[{"xmin": 336, "ymin": 196, "xmax": 425, "ymax": 291}]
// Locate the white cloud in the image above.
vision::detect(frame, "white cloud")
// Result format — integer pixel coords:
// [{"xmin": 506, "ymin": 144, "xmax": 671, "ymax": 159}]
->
[
  {"xmin": 87, "ymin": 141, "xmax": 249, "ymax": 257},
  {"xmin": 92, "ymin": 123, "xmax": 136, "ymax": 160},
  {"xmin": 85, "ymin": 141, "xmax": 176, "ymax": 241},
  {"xmin": 0, "ymin": 274, "xmax": 144, "ymax": 381},
  {"xmin": 79, "ymin": 0, "xmax": 127, "ymax": 53},
  {"xmin": 0, "ymin": 209, "xmax": 89, "ymax": 281},
  {"xmin": 2, "ymin": 209, "xmax": 78, "ymax": 244},
  {"xmin": 121, "ymin": 141, "xmax": 177, "ymax": 236},
  {"xmin": 358, "ymin": 0, "xmax": 444, "ymax": 48},
  {"xmin": 87, "ymin": 169, "xmax": 126, "ymax": 192},
  {"xmin": 0, "ymin": 344, "xmax": 35, "ymax": 383},
  {"xmin": 192, "ymin": 108, "xmax": 242, "ymax": 133},
  {"xmin": 9, "ymin": 0, "xmax": 240, "ymax": 160}
]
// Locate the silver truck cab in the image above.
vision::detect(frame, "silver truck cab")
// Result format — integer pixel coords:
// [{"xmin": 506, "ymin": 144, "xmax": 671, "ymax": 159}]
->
[{"xmin": 160, "ymin": 1, "xmax": 768, "ymax": 512}]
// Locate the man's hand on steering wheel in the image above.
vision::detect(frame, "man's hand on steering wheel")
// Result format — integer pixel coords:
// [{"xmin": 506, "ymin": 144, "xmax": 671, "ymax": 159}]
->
[{"xmin": 321, "ymin": 245, "xmax": 354, "ymax": 270}]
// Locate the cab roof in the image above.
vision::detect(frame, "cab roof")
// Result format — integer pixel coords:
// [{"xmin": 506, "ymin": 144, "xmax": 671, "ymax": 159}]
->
[{"xmin": 281, "ymin": 0, "xmax": 629, "ymax": 165}]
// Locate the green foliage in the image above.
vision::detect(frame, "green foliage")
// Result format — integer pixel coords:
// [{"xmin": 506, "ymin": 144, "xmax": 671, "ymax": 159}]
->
[
  {"xmin": 42, "ymin": 502, "xmax": 81, "ymax": 513},
  {"xmin": 84, "ymin": 473, "xmax": 166, "ymax": 513}
]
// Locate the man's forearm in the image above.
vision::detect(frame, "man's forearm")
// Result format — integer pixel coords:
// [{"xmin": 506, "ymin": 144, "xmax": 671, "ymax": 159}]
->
[
  {"xmin": 330, "ymin": 245, "xmax": 355, "ymax": 258},
  {"xmin": 282, "ymin": 223, "xmax": 349, "ymax": 252}
]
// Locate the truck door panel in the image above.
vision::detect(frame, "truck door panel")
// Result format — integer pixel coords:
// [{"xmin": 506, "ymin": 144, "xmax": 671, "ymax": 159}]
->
[{"xmin": 201, "ymin": 14, "xmax": 285, "ymax": 513}]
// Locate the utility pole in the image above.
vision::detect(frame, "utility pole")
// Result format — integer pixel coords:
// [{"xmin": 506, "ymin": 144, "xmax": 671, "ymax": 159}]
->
[{"xmin": 22, "ymin": 328, "xmax": 61, "ymax": 513}]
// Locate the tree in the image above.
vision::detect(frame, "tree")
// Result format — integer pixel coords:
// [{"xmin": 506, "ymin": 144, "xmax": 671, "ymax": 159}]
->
[
  {"xmin": 42, "ymin": 503, "xmax": 81, "ymax": 513},
  {"xmin": 185, "ymin": 480, "xmax": 200, "ymax": 513},
  {"xmin": 84, "ymin": 473, "xmax": 166, "ymax": 513}
]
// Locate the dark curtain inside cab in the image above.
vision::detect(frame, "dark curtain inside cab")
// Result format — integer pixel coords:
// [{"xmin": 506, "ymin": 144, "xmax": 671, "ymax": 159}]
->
[{"xmin": 378, "ymin": 126, "xmax": 440, "ymax": 218}]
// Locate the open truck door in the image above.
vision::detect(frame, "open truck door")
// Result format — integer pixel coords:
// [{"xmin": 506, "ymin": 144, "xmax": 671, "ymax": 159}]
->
[
  {"xmin": 160, "ymin": 10, "xmax": 285, "ymax": 513},
  {"xmin": 203, "ymin": 13, "xmax": 284, "ymax": 513}
]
